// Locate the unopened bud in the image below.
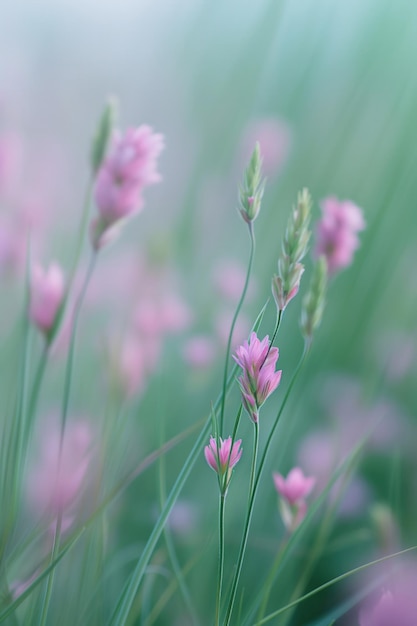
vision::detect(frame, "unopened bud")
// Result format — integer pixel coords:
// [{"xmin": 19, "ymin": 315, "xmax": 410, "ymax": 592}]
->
[
  {"xmin": 300, "ymin": 256, "xmax": 327, "ymax": 340},
  {"xmin": 238, "ymin": 142, "xmax": 265, "ymax": 224},
  {"xmin": 272, "ymin": 188, "xmax": 312, "ymax": 312},
  {"xmin": 90, "ymin": 98, "xmax": 117, "ymax": 174}
]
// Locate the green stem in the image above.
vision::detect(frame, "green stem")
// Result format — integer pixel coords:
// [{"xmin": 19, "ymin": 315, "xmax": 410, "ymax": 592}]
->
[
  {"xmin": 260, "ymin": 309, "xmax": 282, "ymax": 369},
  {"xmin": 248, "ymin": 422, "xmax": 259, "ymax": 504},
  {"xmin": 257, "ymin": 539, "xmax": 287, "ymax": 621},
  {"xmin": 219, "ymin": 222, "xmax": 255, "ymax": 436},
  {"xmin": 26, "ymin": 343, "xmax": 48, "ymax": 437},
  {"xmin": 158, "ymin": 422, "xmax": 198, "ymax": 625},
  {"xmin": 223, "ymin": 341, "xmax": 309, "ymax": 626},
  {"xmin": 215, "ymin": 494, "xmax": 226, "ymax": 626},
  {"xmin": 38, "ymin": 514, "xmax": 62, "ymax": 626},
  {"xmin": 60, "ymin": 252, "xmax": 97, "ymax": 441}
]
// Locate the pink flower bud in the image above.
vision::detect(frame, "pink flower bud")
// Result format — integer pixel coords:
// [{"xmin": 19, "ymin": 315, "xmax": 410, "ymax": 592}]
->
[
  {"xmin": 233, "ymin": 332, "xmax": 282, "ymax": 422},
  {"xmin": 204, "ymin": 436, "xmax": 242, "ymax": 487},
  {"xmin": 29, "ymin": 263, "xmax": 65, "ymax": 334}
]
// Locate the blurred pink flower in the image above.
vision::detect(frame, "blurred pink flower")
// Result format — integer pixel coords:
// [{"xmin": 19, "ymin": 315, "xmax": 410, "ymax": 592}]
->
[
  {"xmin": 233, "ymin": 332, "xmax": 282, "ymax": 422},
  {"xmin": 215, "ymin": 310, "xmax": 250, "ymax": 352},
  {"xmin": 205, "ymin": 436, "xmax": 242, "ymax": 490},
  {"xmin": 0, "ymin": 131, "xmax": 22, "ymax": 199},
  {"xmin": 111, "ymin": 332, "xmax": 162, "ymax": 397},
  {"xmin": 359, "ymin": 562, "xmax": 417, "ymax": 626},
  {"xmin": 183, "ymin": 335, "xmax": 216, "ymax": 368},
  {"xmin": 91, "ymin": 126, "xmax": 164, "ymax": 247},
  {"xmin": 213, "ymin": 260, "xmax": 256, "ymax": 302},
  {"xmin": 273, "ymin": 467, "xmax": 315, "ymax": 505},
  {"xmin": 314, "ymin": 196, "xmax": 365, "ymax": 274},
  {"xmin": 158, "ymin": 293, "xmax": 192, "ymax": 333},
  {"xmin": 0, "ymin": 214, "xmax": 27, "ymax": 273},
  {"xmin": 29, "ymin": 262, "xmax": 65, "ymax": 335},
  {"xmin": 27, "ymin": 418, "xmax": 93, "ymax": 519},
  {"xmin": 167, "ymin": 500, "xmax": 198, "ymax": 536},
  {"xmin": 242, "ymin": 118, "xmax": 291, "ymax": 177},
  {"xmin": 273, "ymin": 467, "xmax": 315, "ymax": 532}
]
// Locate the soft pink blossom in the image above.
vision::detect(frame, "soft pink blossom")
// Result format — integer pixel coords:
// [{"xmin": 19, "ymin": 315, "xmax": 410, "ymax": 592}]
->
[
  {"xmin": 233, "ymin": 332, "xmax": 282, "ymax": 422},
  {"xmin": 112, "ymin": 333, "xmax": 162, "ymax": 397},
  {"xmin": 215, "ymin": 310, "xmax": 250, "ymax": 352},
  {"xmin": 204, "ymin": 436, "xmax": 242, "ymax": 478},
  {"xmin": 26, "ymin": 418, "xmax": 93, "ymax": 519},
  {"xmin": 314, "ymin": 196, "xmax": 365, "ymax": 274},
  {"xmin": 359, "ymin": 563, "xmax": 417, "ymax": 626},
  {"xmin": 273, "ymin": 467, "xmax": 315, "ymax": 505},
  {"xmin": 273, "ymin": 467, "xmax": 315, "ymax": 532},
  {"xmin": 29, "ymin": 263, "xmax": 65, "ymax": 334},
  {"xmin": 0, "ymin": 132, "xmax": 22, "ymax": 198},
  {"xmin": 213, "ymin": 260, "xmax": 256, "ymax": 302},
  {"xmin": 183, "ymin": 335, "xmax": 216, "ymax": 368},
  {"xmin": 91, "ymin": 126, "xmax": 164, "ymax": 247},
  {"xmin": 0, "ymin": 214, "xmax": 27, "ymax": 273},
  {"xmin": 242, "ymin": 118, "xmax": 291, "ymax": 177}
]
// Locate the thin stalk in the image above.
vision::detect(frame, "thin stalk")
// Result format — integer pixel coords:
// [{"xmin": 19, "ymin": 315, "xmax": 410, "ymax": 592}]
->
[
  {"xmin": 48, "ymin": 178, "xmax": 94, "ymax": 348},
  {"xmin": 219, "ymin": 222, "xmax": 255, "ymax": 436},
  {"xmin": 248, "ymin": 422, "xmax": 259, "ymax": 504},
  {"xmin": 158, "ymin": 422, "xmax": 198, "ymax": 625},
  {"xmin": 27, "ymin": 343, "xmax": 48, "ymax": 430},
  {"xmin": 37, "ymin": 515, "xmax": 62, "ymax": 626},
  {"xmin": 215, "ymin": 494, "xmax": 226, "ymax": 626},
  {"xmin": 256, "ymin": 540, "xmax": 287, "ymax": 621},
  {"xmin": 260, "ymin": 309, "xmax": 282, "ymax": 369},
  {"xmin": 223, "ymin": 342, "xmax": 309, "ymax": 626},
  {"xmin": 60, "ymin": 252, "xmax": 97, "ymax": 441}
]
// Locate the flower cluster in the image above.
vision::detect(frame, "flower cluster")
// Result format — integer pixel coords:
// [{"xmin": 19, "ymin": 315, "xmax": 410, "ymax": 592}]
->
[
  {"xmin": 273, "ymin": 467, "xmax": 315, "ymax": 532},
  {"xmin": 314, "ymin": 196, "xmax": 365, "ymax": 274},
  {"xmin": 233, "ymin": 332, "xmax": 282, "ymax": 423},
  {"xmin": 91, "ymin": 126, "xmax": 164, "ymax": 248}
]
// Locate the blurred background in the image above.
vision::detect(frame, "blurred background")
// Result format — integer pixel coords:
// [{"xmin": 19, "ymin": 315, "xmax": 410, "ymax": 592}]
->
[{"xmin": 1, "ymin": 0, "xmax": 417, "ymax": 624}]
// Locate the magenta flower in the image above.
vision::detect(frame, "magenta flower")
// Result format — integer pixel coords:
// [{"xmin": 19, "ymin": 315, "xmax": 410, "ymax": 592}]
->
[
  {"xmin": 205, "ymin": 436, "xmax": 242, "ymax": 491},
  {"xmin": 29, "ymin": 262, "xmax": 65, "ymax": 335},
  {"xmin": 314, "ymin": 196, "xmax": 365, "ymax": 274},
  {"xmin": 273, "ymin": 467, "xmax": 315, "ymax": 532},
  {"xmin": 91, "ymin": 125, "xmax": 164, "ymax": 248},
  {"xmin": 233, "ymin": 332, "xmax": 282, "ymax": 422}
]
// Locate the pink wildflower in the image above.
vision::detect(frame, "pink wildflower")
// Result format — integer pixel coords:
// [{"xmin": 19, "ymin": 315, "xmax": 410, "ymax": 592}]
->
[
  {"xmin": 233, "ymin": 332, "xmax": 282, "ymax": 422},
  {"xmin": 91, "ymin": 125, "xmax": 164, "ymax": 248},
  {"xmin": 29, "ymin": 263, "xmax": 65, "ymax": 335},
  {"xmin": 273, "ymin": 467, "xmax": 315, "ymax": 532},
  {"xmin": 273, "ymin": 467, "xmax": 315, "ymax": 505},
  {"xmin": 205, "ymin": 436, "xmax": 242, "ymax": 491},
  {"xmin": 314, "ymin": 196, "xmax": 365, "ymax": 274},
  {"xmin": 26, "ymin": 418, "xmax": 92, "ymax": 521}
]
